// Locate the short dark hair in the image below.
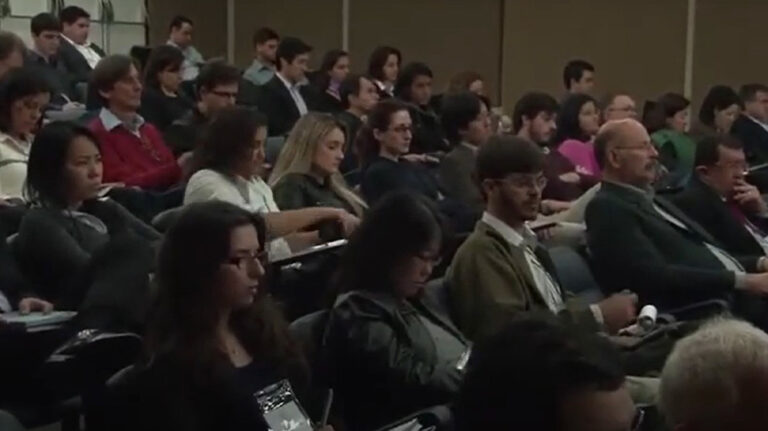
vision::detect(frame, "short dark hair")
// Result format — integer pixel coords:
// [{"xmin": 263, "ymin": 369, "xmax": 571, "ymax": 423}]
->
[
  {"xmin": 31, "ymin": 13, "xmax": 61, "ymax": 36},
  {"xmin": 25, "ymin": 122, "xmax": 100, "ymax": 207},
  {"xmin": 59, "ymin": 6, "xmax": 89, "ymax": 25},
  {"xmin": 699, "ymin": 85, "xmax": 742, "ymax": 126},
  {"xmin": 275, "ymin": 37, "xmax": 312, "ymax": 71},
  {"xmin": 643, "ymin": 92, "xmax": 690, "ymax": 134},
  {"xmin": 739, "ymin": 83, "xmax": 768, "ymax": 103},
  {"xmin": 555, "ymin": 93, "xmax": 598, "ymax": 143},
  {"xmin": 477, "ymin": 135, "xmax": 545, "ymax": 181},
  {"xmin": 0, "ymin": 68, "xmax": 50, "ymax": 133},
  {"xmin": 454, "ymin": 314, "xmax": 625, "ymax": 430},
  {"xmin": 339, "ymin": 73, "xmax": 372, "ymax": 110},
  {"xmin": 694, "ymin": 134, "xmax": 744, "ymax": 168},
  {"xmin": 143, "ymin": 45, "xmax": 184, "ymax": 89},
  {"xmin": 367, "ymin": 46, "xmax": 401, "ymax": 81},
  {"xmin": 563, "ymin": 59, "xmax": 595, "ymax": 90},
  {"xmin": 196, "ymin": 106, "xmax": 268, "ymax": 175},
  {"xmin": 253, "ymin": 27, "xmax": 279, "ymax": 47},
  {"xmin": 0, "ymin": 31, "xmax": 24, "ymax": 62},
  {"xmin": 356, "ymin": 99, "xmax": 409, "ymax": 165},
  {"xmin": 447, "ymin": 71, "xmax": 484, "ymax": 94},
  {"xmin": 91, "ymin": 54, "xmax": 136, "ymax": 106},
  {"xmin": 394, "ymin": 62, "xmax": 433, "ymax": 102},
  {"xmin": 169, "ymin": 15, "xmax": 193, "ymax": 31},
  {"xmin": 441, "ymin": 92, "xmax": 482, "ymax": 145},
  {"xmin": 512, "ymin": 92, "xmax": 559, "ymax": 133},
  {"xmin": 195, "ymin": 61, "xmax": 241, "ymax": 99}
]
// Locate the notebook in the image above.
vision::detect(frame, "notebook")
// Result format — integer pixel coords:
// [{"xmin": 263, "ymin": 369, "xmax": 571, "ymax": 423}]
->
[{"xmin": 1, "ymin": 311, "xmax": 77, "ymax": 328}]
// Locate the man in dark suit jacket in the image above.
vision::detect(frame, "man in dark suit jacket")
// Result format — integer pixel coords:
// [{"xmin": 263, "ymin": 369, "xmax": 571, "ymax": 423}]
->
[
  {"xmin": 448, "ymin": 135, "xmax": 637, "ymax": 341},
  {"xmin": 25, "ymin": 13, "xmax": 76, "ymax": 105},
  {"xmin": 586, "ymin": 119, "xmax": 768, "ymax": 316},
  {"xmin": 336, "ymin": 73, "xmax": 379, "ymax": 173},
  {"xmin": 58, "ymin": 6, "xmax": 105, "ymax": 84},
  {"xmin": 256, "ymin": 37, "xmax": 317, "ymax": 137},
  {"xmin": 732, "ymin": 83, "xmax": 768, "ymax": 167},
  {"xmin": 673, "ymin": 134, "xmax": 768, "ymax": 258}
]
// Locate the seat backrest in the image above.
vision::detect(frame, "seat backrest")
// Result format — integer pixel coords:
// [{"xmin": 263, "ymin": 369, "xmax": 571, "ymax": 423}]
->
[
  {"xmin": 547, "ymin": 245, "xmax": 604, "ymax": 304},
  {"xmin": 265, "ymin": 136, "xmax": 286, "ymax": 165},
  {"xmin": 290, "ymin": 310, "xmax": 330, "ymax": 367},
  {"xmin": 0, "ymin": 410, "xmax": 24, "ymax": 431},
  {"xmin": 152, "ymin": 206, "xmax": 186, "ymax": 232}
]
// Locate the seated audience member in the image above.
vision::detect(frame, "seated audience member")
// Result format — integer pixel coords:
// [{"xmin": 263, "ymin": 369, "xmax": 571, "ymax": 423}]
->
[
  {"xmin": 57, "ymin": 6, "xmax": 105, "ymax": 84},
  {"xmin": 257, "ymin": 37, "xmax": 316, "ymax": 137},
  {"xmin": 395, "ymin": 62, "xmax": 448, "ymax": 154},
  {"xmin": 690, "ymin": 85, "xmax": 741, "ymax": 139},
  {"xmin": 586, "ymin": 119, "xmax": 768, "ymax": 318},
  {"xmin": 243, "ymin": 27, "xmax": 279, "ymax": 86},
  {"xmin": 184, "ymin": 106, "xmax": 359, "ymax": 260},
  {"xmin": 431, "ymin": 71, "xmax": 485, "ymax": 114},
  {"xmin": 166, "ymin": 15, "xmax": 204, "ymax": 81},
  {"xmin": 325, "ymin": 191, "xmax": 469, "ymax": 431},
  {"xmin": 447, "ymin": 135, "xmax": 636, "ymax": 341},
  {"xmin": 563, "ymin": 59, "xmax": 596, "ymax": 96},
  {"xmin": 358, "ymin": 99, "xmax": 442, "ymax": 204},
  {"xmin": 313, "ymin": 49, "xmax": 350, "ymax": 113},
  {"xmin": 455, "ymin": 315, "xmax": 639, "ymax": 431},
  {"xmin": 89, "ymin": 55, "xmax": 186, "ymax": 190},
  {"xmin": 336, "ymin": 73, "xmax": 379, "ymax": 172},
  {"xmin": 25, "ymin": 13, "xmax": 76, "ymax": 106},
  {"xmin": 673, "ymin": 135, "xmax": 768, "ymax": 257},
  {"xmin": 732, "ymin": 83, "xmax": 768, "ymax": 166},
  {"xmin": 269, "ymin": 113, "xmax": 366, "ymax": 216},
  {"xmin": 0, "ymin": 31, "xmax": 25, "ymax": 80},
  {"xmin": 660, "ymin": 318, "xmax": 768, "ymax": 431},
  {"xmin": 0, "ymin": 70, "xmax": 50, "ymax": 200},
  {"xmin": 139, "ymin": 45, "xmax": 193, "ymax": 131},
  {"xmin": 164, "ymin": 60, "xmax": 240, "ymax": 156},
  {"xmin": 556, "ymin": 94, "xmax": 602, "ymax": 177},
  {"xmin": 514, "ymin": 92, "xmax": 597, "ymax": 201},
  {"xmin": 602, "ymin": 92, "xmax": 637, "ymax": 122},
  {"xmin": 646, "ymin": 92, "xmax": 695, "ymax": 185},
  {"xmin": 438, "ymin": 91, "xmax": 491, "ymax": 212},
  {"xmin": 367, "ymin": 45, "xmax": 401, "ymax": 99},
  {"xmin": 118, "ymin": 201, "xmax": 312, "ymax": 431},
  {"xmin": 16, "ymin": 122, "xmax": 160, "ymax": 308}
]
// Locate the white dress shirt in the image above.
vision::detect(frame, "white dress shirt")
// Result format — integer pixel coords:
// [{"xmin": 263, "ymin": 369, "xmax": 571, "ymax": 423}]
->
[
  {"xmin": 61, "ymin": 34, "xmax": 102, "ymax": 69},
  {"xmin": 184, "ymin": 169, "xmax": 292, "ymax": 260},
  {"xmin": 277, "ymin": 72, "xmax": 308, "ymax": 116}
]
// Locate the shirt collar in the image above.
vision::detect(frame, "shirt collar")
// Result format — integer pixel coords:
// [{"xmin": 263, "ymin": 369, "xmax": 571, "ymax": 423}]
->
[
  {"xmin": 481, "ymin": 212, "xmax": 537, "ymax": 248},
  {"xmin": 167, "ymin": 40, "xmax": 186, "ymax": 53},
  {"xmin": 99, "ymin": 108, "xmax": 145, "ymax": 133},
  {"xmin": 746, "ymin": 114, "xmax": 768, "ymax": 127},
  {"xmin": 276, "ymin": 72, "xmax": 307, "ymax": 90},
  {"xmin": 61, "ymin": 33, "xmax": 88, "ymax": 47},
  {"xmin": 251, "ymin": 59, "xmax": 273, "ymax": 72},
  {"xmin": 0, "ymin": 131, "xmax": 31, "ymax": 153}
]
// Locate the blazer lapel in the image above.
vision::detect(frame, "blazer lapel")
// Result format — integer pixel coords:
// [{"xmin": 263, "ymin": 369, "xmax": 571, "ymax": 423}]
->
[{"xmin": 654, "ymin": 195, "xmax": 721, "ymax": 245}]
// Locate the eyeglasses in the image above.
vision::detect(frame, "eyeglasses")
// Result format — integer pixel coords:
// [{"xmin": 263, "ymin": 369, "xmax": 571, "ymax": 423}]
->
[
  {"xmin": 225, "ymin": 250, "xmax": 268, "ymax": 270},
  {"xmin": 497, "ymin": 175, "xmax": 548, "ymax": 190}
]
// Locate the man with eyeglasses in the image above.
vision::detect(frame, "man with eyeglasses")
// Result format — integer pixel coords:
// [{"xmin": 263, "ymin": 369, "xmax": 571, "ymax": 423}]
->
[
  {"xmin": 165, "ymin": 61, "xmax": 241, "ymax": 157},
  {"xmin": 672, "ymin": 135, "xmax": 768, "ymax": 258},
  {"xmin": 602, "ymin": 93, "xmax": 638, "ymax": 123},
  {"xmin": 447, "ymin": 135, "xmax": 638, "ymax": 342},
  {"xmin": 586, "ymin": 119, "xmax": 768, "ymax": 325}
]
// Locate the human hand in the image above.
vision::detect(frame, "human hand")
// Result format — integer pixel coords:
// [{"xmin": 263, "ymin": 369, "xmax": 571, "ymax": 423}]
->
[
  {"xmin": 598, "ymin": 293, "xmax": 638, "ymax": 334},
  {"xmin": 177, "ymin": 151, "xmax": 195, "ymax": 175},
  {"xmin": 743, "ymin": 273, "xmax": 768, "ymax": 295},
  {"xmin": 334, "ymin": 210, "xmax": 360, "ymax": 237},
  {"xmin": 558, "ymin": 172, "xmax": 581, "ymax": 184},
  {"xmin": 733, "ymin": 180, "xmax": 768, "ymax": 214},
  {"xmin": 18, "ymin": 297, "xmax": 54, "ymax": 315}
]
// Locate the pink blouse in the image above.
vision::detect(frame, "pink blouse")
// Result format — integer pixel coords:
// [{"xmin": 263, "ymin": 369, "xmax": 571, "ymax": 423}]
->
[{"xmin": 558, "ymin": 139, "xmax": 601, "ymax": 177}]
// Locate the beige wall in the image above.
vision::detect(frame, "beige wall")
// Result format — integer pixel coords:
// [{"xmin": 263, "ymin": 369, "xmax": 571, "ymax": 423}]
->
[{"xmin": 147, "ymin": 0, "xmax": 227, "ymax": 59}]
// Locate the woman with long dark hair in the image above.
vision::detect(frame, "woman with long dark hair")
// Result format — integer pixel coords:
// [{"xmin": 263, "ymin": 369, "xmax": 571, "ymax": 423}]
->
[
  {"xmin": 139, "ymin": 44, "xmax": 194, "ymax": 130},
  {"xmin": 555, "ymin": 93, "xmax": 601, "ymax": 177},
  {"xmin": 325, "ymin": 191, "xmax": 468, "ymax": 430},
  {"xmin": 693, "ymin": 85, "xmax": 741, "ymax": 137},
  {"xmin": 367, "ymin": 45, "xmax": 401, "ymax": 99},
  {"xmin": 313, "ymin": 49, "xmax": 350, "ymax": 113},
  {"xmin": 119, "ymin": 200, "xmax": 312, "ymax": 431}
]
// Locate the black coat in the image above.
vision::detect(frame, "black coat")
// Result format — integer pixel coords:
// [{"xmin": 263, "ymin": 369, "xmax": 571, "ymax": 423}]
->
[
  {"xmin": 138, "ymin": 87, "xmax": 194, "ymax": 132},
  {"xmin": 23, "ymin": 51, "xmax": 76, "ymax": 105},
  {"xmin": 256, "ymin": 75, "xmax": 317, "ymax": 137},
  {"xmin": 407, "ymin": 103, "xmax": 450, "ymax": 154},
  {"xmin": 732, "ymin": 115, "xmax": 768, "ymax": 166},
  {"xmin": 57, "ymin": 37, "xmax": 105, "ymax": 84},
  {"xmin": 585, "ymin": 181, "xmax": 760, "ymax": 310},
  {"xmin": 672, "ymin": 176, "xmax": 767, "ymax": 258}
]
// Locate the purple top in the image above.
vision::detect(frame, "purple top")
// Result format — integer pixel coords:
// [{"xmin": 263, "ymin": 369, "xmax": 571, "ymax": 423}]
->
[{"xmin": 558, "ymin": 139, "xmax": 601, "ymax": 177}]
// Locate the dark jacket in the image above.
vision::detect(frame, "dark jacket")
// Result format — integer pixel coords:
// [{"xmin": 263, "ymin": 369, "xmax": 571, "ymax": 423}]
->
[
  {"xmin": 360, "ymin": 156, "xmax": 441, "ymax": 205},
  {"xmin": 336, "ymin": 110, "xmax": 363, "ymax": 173},
  {"xmin": 164, "ymin": 107, "xmax": 209, "ymax": 156},
  {"xmin": 586, "ymin": 181, "xmax": 759, "ymax": 310},
  {"xmin": 732, "ymin": 114, "xmax": 768, "ymax": 166},
  {"xmin": 272, "ymin": 172, "xmax": 357, "ymax": 214},
  {"xmin": 672, "ymin": 175, "xmax": 767, "ymax": 257},
  {"xmin": 23, "ymin": 51, "xmax": 76, "ymax": 105},
  {"xmin": 438, "ymin": 144, "xmax": 482, "ymax": 212},
  {"xmin": 543, "ymin": 148, "xmax": 598, "ymax": 201},
  {"xmin": 139, "ymin": 87, "xmax": 194, "ymax": 132},
  {"xmin": 324, "ymin": 289, "xmax": 467, "ymax": 431},
  {"xmin": 57, "ymin": 36, "xmax": 105, "ymax": 84},
  {"xmin": 315, "ymin": 90, "xmax": 344, "ymax": 114},
  {"xmin": 407, "ymin": 103, "xmax": 449, "ymax": 154},
  {"xmin": 256, "ymin": 75, "xmax": 317, "ymax": 137}
]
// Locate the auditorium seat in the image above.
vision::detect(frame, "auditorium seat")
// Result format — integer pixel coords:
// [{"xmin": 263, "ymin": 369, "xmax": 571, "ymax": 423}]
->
[{"xmin": 547, "ymin": 245, "xmax": 604, "ymax": 304}]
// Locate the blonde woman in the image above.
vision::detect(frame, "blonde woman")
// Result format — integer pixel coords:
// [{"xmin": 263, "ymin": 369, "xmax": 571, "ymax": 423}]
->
[{"xmin": 270, "ymin": 113, "xmax": 366, "ymax": 217}]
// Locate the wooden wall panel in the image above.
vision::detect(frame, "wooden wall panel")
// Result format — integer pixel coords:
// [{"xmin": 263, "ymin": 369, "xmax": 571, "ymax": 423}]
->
[{"xmin": 147, "ymin": 0, "xmax": 227, "ymax": 59}]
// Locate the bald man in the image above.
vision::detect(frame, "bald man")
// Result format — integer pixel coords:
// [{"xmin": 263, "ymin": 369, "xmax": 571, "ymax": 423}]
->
[{"xmin": 585, "ymin": 119, "xmax": 768, "ymax": 323}]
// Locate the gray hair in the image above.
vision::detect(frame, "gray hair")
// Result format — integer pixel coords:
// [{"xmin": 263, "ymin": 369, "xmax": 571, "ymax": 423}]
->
[{"xmin": 659, "ymin": 318, "xmax": 768, "ymax": 429}]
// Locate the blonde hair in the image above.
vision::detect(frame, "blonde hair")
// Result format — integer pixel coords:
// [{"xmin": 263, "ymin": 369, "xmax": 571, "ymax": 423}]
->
[{"xmin": 269, "ymin": 113, "xmax": 367, "ymax": 216}]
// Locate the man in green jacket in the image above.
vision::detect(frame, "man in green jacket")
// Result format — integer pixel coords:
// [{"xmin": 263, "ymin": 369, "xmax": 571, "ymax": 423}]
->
[{"xmin": 447, "ymin": 135, "xmax": 638, "ymax": 341}]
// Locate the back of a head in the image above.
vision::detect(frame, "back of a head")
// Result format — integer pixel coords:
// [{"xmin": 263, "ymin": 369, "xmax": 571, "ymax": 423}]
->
[
  {"xmin": 197, "ymin": 106, "xmax": 266, "ymax": 174},
  {"xmin": 367, "ymin": 46, "xmax": 401, "ymax": 81},
  {"xmin": 476, "ymin": 134, "xmax": 545, "ymax": 182},
  {"xmin": 195, "ymin": 60, "xmax": 241, "ymax": 97},
  {"xmin": 455, "ymin": 314, "xmax": 625, "ymax": 430},
  {"xmin": 512, "ymin": 91, "xmax": 559, "ymax": 134},
  {"xmin": 394, "ymin": 62, "xmax": 432, "ymax": 101},
  {"xmin": 555, "ymin": 93, "xmax": 596, "ymax": 142},
  {"xmin": 275, "ymin": 37, "xmax": 312, "ymax": 70},
  {"xmin": 59, "ymin": 5, "xmax": 89, "ymax": 25},
  {"xmin": 0, "ymin": 31, "xmax": 24, "ymax": 62},
  {"xmin": 441, "ymin": 91, "xmax": 482, "ymax": 145},
  {"xmin": 699, "ymin": 85, "xmax": 741, "ymax": 126},
  {"xmin": 660, "ymin": 318, "xmax": 768, "ymax": 430},
  {"xmin": 563, "ymin": 59, "xmax": 595, "ymax": 90},
  {"xmin": 31, "ymin": 13, "xmax": 61, "ymax": 36}
]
